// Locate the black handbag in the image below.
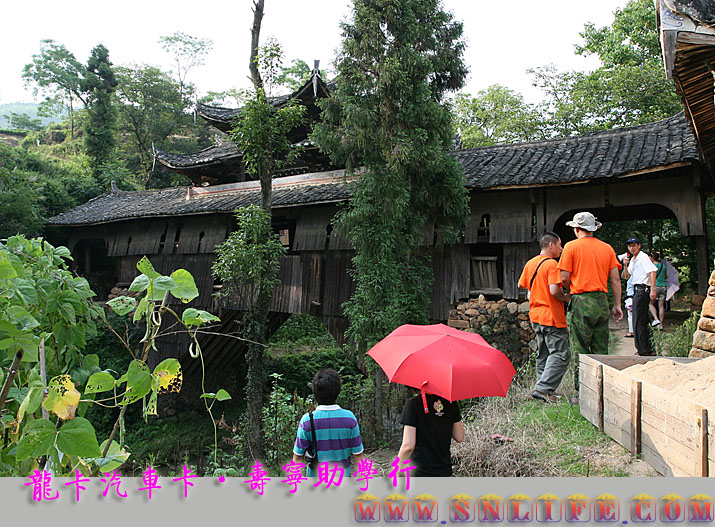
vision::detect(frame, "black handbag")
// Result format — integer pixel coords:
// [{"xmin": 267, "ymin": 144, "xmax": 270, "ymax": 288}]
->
[{"xmin": 303, "ymin": 412, "xmax": 319, "ymax": 472}]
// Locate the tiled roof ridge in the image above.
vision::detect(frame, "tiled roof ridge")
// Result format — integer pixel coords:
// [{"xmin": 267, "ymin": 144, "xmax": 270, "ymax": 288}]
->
[{"xmin": 456, "ymin": 113, "xmax": 687, "ymax": 154}]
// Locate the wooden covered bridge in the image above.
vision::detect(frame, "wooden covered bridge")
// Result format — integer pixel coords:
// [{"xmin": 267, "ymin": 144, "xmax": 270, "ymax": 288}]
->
[{"xmin": 48, "ymin": 71, "xmax": 711, "ymax": 371}]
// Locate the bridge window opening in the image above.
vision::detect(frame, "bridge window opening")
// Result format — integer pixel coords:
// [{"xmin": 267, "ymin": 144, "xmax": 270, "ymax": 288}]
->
[
  {"xmin": 477, "ymin": 214, "xmax": 490, "ymax": 241},
  {"xmin": 172, "ymin": 225, "xmax": 182, "ymax": 254}
]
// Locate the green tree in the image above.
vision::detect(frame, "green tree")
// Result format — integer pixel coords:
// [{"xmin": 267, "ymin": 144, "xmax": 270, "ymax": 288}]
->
[
  {"xmin": 22, "ymin": 40, "xmax": 87, "ymax": 139},
  {"xmin": 159, "ymin": 31, "xmax": 213, "ymax": 105},
  {"xmin": 453, "ymin": 85, "xmax": 546, "ymax": 147},
  {"xmin": 275, "ymin": 59, "xmax": 331, "ymax": 92},
  {"xmin": 114, "ymin": 64, "xmax": 193, "ymax": 185},
  {"xmin": 219, "ymin": 15, "xmax": 305, "ymax": 457},
  {"xmin": 311, "ymin": 0, "xmax": 469, "ymax": 374},
  {"xmin": 81, "ymin": 44, "xmax": 118, "ymax": 181},
  {"xmin": 2, "ymin": 112, "xmax": 43, "ymax": 131},
  {"xmin": 530, "ymin": 0, "xmax": 681, "ymax": 135}
]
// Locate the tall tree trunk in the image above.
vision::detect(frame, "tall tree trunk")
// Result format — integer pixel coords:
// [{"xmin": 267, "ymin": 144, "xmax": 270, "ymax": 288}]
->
[
  {"xmin": 243, "ymin": 0, "xmax": 269, "ymax": 463},
  {"xmin": 250, "ymin": 0, "xmax": 265, "ymax": 90}
]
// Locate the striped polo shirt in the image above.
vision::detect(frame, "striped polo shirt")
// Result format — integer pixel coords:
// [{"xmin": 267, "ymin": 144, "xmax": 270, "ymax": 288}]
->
[{"xmin": 293, "ymin": 404, "xmax": 363, "ymax": 476}]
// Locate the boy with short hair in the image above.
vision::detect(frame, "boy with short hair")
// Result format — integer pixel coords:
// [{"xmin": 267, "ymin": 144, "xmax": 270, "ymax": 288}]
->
[{"xmin": 292, "ymin": 368, "xmax": 364, "ymax": 476}]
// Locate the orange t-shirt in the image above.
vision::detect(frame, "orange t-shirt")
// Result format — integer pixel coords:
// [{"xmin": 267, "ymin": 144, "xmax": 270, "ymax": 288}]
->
[
  {"xmin": 557, "ymin": 236, "xmax": 621, "ymax": 295},
  {"xmin": 518, "ymin": 255, "xmax": 567, "ymax": 328}
]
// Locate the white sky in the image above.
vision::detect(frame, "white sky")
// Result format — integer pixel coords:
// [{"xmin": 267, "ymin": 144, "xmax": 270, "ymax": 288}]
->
[{"xmin": 0, "ymin": 0, "xmax": 630, "ymax": 106}]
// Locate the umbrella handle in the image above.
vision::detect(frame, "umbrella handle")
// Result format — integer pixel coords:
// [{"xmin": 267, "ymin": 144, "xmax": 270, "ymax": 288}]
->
[{"xmin": 421, "ymin": 381, "xmax": 429, "ymax": 414}]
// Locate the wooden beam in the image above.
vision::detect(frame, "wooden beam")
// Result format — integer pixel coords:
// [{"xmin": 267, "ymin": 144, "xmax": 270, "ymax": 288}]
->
[
  {"xmin": 597, "ymin": 364, "xmax": 604, "ymax": 433},
  {"xmin": 696, "ymin": 406, "xmax": 709, "ymax": 478},
  {"xmin": 630, "ymin": 379, "xmax": 642, "ymax": 456}
]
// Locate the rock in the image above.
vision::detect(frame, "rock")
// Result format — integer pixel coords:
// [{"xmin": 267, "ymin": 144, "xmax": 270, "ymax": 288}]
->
[
  {"xmin": 497, "ymin": 298, "xmax": 508, "ymax": 305},
  {"xmin": 465, "ymin": 308, "xmax": 479, "ymax": 317},
  {"xmin": 698, "ymin": 317, "xmax": 715, "ymax": 333},
  {"xmin": 690, "ymin": 347, "xmax": 715, "ymax": 358},
  {"xmin": 448, "ymin": 309, "xmax": 458, "ymax": 318},
  {"xmin": 517, "ymin": 314, "xmax": 529, "ymax": 321},
  {"xmin": 521, "ymin": 347, "xmax": 530, "ymax": 355},
  {"xmin": 448, "ymin": 319, "xmax": 469, "ymax": 329},
  {"xmin": 506, "ymin": 302, "xmax": 518, "ymax": 314},
  {"xmin": 692, "ymin": 294, "xmax": 707, "ymax": 308},
  {"xmin": 519, "ymin": 321, "xmax": 530, "ymax": 330},
  {"xmin": 478, "ymin": 294, "xmax": 486, "ymax": 303},
  {"xmin": 478, "ymin": 307, "xmax": 488, "ymax": 315},
  {"xmin": 457, "ymin": 302, "xmax": 467, "ymax": 312},
  {"xmin": 528, "ymin": 339, "xmax": 538, "ymax": 352},
  {"xmin": 710, "ymin": 271, "xmax": 715, "ymax": 287},
  {"xmin": 709, "ymin": 285, "xmax": 715, "ymax": 298},
  {"xmin": 477, "ymin": 315, "xmax": 487, "ymax": 324},
  {"xmin": 518, "ymin": 301, "xmax": 530, "ymax": 314},
  {"xmin": 700, "ymin": 296, "xmax": 715, "ymax": 317},
  {"xmin": 692, "ymin": 329, "xmax": 715, "ymax": 352}
]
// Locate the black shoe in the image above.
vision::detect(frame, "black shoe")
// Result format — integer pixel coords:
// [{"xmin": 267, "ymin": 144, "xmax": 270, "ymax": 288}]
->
[{"xmin": 532, "ymin": 390, "xmax": 558, "ymax": 403}]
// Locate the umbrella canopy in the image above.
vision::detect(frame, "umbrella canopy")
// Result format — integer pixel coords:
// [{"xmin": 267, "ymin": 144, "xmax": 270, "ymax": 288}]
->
[{"xmin": 367, "ymin": 323, "xmax": 516, "ymax": 409}]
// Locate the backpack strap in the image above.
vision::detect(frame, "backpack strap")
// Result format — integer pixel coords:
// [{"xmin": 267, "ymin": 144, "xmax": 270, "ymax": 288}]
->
[
  {"xmin": 530, "ymin": 257, "xmax": 554, "ymax": 290},
  {"xmin": 309, "ymin": 412, "xmax": 318, "ymax": 459}
]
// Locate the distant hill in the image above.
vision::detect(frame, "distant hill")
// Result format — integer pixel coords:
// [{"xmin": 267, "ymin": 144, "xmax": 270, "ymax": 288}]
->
[{"xmin": 0, "ymin": 102, "xmax": 62, "ymax": 129}]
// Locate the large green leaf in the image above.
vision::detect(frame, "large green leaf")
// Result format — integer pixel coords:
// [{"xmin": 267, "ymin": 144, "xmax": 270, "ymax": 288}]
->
[
  {"xmin": 107, "ymin": 296, "xmax": 137, "ymax": 316},
  {"xmin": 52, "ymin": 245, "xmax": 72, "ymax": 261},
  {"xmin": 0, "ymin": 252, "xmax": 18, "ymax": 279},
  {"xmin": 17, "ymin": 387, "xmax": 44, "ymax": 423},
  {"xmin": 94, "ymin": 440, "xmax": 131, "ymax": 473},
  {"xmin": 84, "ymin": 371, "xmax": 116, "ymax": 394},
  {"xmin": 132, "ymin": 295, "xmax": 150, "ymax": 323},
  {"xmin": 16, "ymin": 419, "xmax": 56, "ymax": 460},
  {"xmin": 182, "ymin": 308, "xmax": 220, "ymax": 327},
  {"xmin": 215, "ymin": 389, "xmax": 232, "ymax": 401},
  {"xmin": 136, "ymin": 256, "xmax": 160, "ymax": 279},
  {"xmin": 122, "ymin": 360, "xmax": 152, "ymax": 404},
  {"xmin": 56, "ymin": 417, "xmax": 101, "ymax": 457},
  {"xmin": 169, "ymin": 269, "xmax": 199, "ymax": 302},
  {"xmin": 153, "ymin": 275, "xmax": 176, "ymax": 291},
  {"xmin": 69, "ymin": 277, "xmax": 95, "ymax": 299},
  {"xmin": 12, "ymin": 278, "xmax": 38, "ymax": 306},
  {"xmin": 128, "ymin": 274, "xmax": 150, "ymax": 293},
  {"xmin": 6, "ymin": 306, "xmax": 40, "ymax": 331},
  {"xmin": 57, "ymin": 298, "xmax": 76, "ymax": 325}
]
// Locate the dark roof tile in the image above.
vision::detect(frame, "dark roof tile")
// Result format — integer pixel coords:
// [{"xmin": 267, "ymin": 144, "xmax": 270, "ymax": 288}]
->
[{"xmin": 49, "ymin": 114, "xmax": 698, "ymax": 226}]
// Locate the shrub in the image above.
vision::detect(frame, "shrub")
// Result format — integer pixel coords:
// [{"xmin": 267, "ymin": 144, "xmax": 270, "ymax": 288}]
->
[{"xmin": 652, "ymin": 311, "xmax": 699, "ymax": 357}]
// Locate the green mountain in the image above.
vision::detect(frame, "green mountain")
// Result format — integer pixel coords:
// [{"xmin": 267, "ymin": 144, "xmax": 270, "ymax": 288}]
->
[{"xmin": 0, "ymin": 102, "xmax": 62, "ymax": 129}]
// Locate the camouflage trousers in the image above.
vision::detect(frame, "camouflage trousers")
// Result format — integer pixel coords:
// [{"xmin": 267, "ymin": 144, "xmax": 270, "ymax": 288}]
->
[{"xmin": 567, "ymin": 291, "xmax": 610, "ymax": 390}]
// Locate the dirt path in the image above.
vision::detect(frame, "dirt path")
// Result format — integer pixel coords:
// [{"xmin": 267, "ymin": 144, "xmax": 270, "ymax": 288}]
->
[{"xmin": 609, "ymin": 309, "xmax": 691, "ymax": 356}]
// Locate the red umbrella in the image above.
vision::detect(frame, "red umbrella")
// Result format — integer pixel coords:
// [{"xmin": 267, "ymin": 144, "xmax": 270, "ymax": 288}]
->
[{"xmin": 367, "ymin": 323, "xmax": 516, "ymax": 412}]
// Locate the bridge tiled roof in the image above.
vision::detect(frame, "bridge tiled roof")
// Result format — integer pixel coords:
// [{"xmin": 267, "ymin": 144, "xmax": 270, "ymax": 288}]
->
[{"xmin": 49, "ymin": 113, "xmax": 698, "ymax": 226}]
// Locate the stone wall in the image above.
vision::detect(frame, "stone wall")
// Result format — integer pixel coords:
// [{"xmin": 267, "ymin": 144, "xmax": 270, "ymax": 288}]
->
[
  {"xmin": 690, "ymin": 270, "xmax": 715, "ymax": 358},
  {"xmin": 447, "ymin": 294, "xmax": 535, "ymax": 368}
]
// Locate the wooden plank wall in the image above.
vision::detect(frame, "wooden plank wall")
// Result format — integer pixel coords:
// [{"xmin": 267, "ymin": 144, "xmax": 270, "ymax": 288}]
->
[
  {"xmin": 271, "ymin": 255, "xmax": 304, "ymax": 313},
  {"xmin": 321, "ymin": 251, "xmax": 355, "ymax": 317},
  {"xmin": 429, "ymin": 244, "xmax": 470, "ymax": 320},
  {"xmin": 293, "ymin": 207, "xmax": 333, "ymax": 251},
  {"xmin": 502, "ymin": 242, "xmax": 538, "ymax": 300},
  {"xmin": 465, "ymin": 190, "xmax": 534, "ymax": 244}
]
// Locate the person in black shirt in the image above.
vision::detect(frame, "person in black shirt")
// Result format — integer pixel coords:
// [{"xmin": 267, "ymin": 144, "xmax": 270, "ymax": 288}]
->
[{"xmin": 397, "ymin": 392, "xmax": 464, "ymax": 476}]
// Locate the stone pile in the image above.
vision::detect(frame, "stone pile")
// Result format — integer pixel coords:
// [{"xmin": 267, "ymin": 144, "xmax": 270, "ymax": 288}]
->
[
  {"xmin": 690, "ymin": 271, "xmax": 715, "ymax": 358},
  {"xmin": 447, "ymin": 294, "xmax": 535, "ymax": 367}
]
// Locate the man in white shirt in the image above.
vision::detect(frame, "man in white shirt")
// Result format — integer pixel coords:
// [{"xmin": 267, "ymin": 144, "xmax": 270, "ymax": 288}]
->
[{"xmin": 621, "ymin": 237, "xmax": 657, "ymax": 355}]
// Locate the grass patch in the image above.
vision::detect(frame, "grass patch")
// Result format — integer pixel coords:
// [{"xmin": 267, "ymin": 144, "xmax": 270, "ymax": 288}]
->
[{"xmin": 453, "ymin": 376, "xmax": 635, "ymax": 477}]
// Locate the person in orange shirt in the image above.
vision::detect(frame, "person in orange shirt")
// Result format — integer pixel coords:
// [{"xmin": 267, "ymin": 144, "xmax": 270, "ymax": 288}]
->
[
  {"xmin": 558, "ymin": 212, "xmax": 623, "ymax": 393},
  {"xmin": 519, "ymin": 232, "xmax": 571, "ymax": 403}
]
